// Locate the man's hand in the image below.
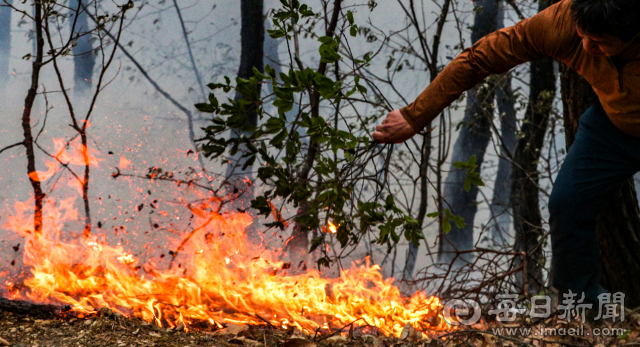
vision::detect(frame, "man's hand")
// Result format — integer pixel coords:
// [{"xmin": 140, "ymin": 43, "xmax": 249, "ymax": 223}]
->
[{"xmin": 372, "ymin": 109, "xmax": 417, "ymax": 144}]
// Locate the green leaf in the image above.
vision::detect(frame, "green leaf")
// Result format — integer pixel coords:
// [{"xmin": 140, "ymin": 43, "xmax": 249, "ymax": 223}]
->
[
  {"xmin": 252, "ymin": 66, "xmax": 270, "ymax": 80},
  {"xmin": 267, "ymin": 29, "xmax": 286, "ymax": 39},
  {"xmin": 618, "ymin": 330, "xmax": 631, "ymax": 339},
  {"xmin": 350, "ymin": 25, "xmax": 358, "ymax": 37},
  {"xmin": 385, "ymin": 195, "xmax": 395, "ymax": 210},
  {"xmin": 195, "ymin": 103, "xmax": 215, "ymax": 113},
  {"xmin": 469, "ymin": 175, "xmax": 485, "ymax": 187},
  {"xmin": 299, "ymin": 4, "xmax": 314, "ymax": 17},
  {"xmin": 309, "ymin": 237, "xmax": 324, "ymax": 253},
  {"xmin": 390, "ymin": 230, "xmax": 400, "ymax": 243},
  {"xmin": 317, "ymin": 257, "xmax": 330, "ymax": 268},
  {"xmin": 318, "ymin": 36, "xmax": 333, "ymax": 43},
  {"xmin": 347, "ymin": 11, "xmax": 354, "ymax": 25},
  {"xmin": 442, "ymin": 220, "xmax": 452, "ymax": 234},
  {"xmin": 463, "ymin": 178, "xmax": 471, "ymax": 192},
  {"xmin": 453, "ymin": 161, "xmax": 467, "ymax": 169},
  {"xmin": 251, "ymin": 196, "xmax": 273, "ymax": 216},
  {"xmin": 468, "ymin": 154, "xmax": 477, "ymax": 166},
  {"xmin": 451, "ymin": 214, "xmax": 466, "ymax": 229},
  {"xmin": 242, "ymin": 155, "xmax": 257, "ymax": 171}
]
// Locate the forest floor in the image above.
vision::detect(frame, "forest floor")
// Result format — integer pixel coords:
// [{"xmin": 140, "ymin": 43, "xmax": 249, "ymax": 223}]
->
[{"xmin": 1, "ymin": 304, "xmax": 640, "ymax": 347}]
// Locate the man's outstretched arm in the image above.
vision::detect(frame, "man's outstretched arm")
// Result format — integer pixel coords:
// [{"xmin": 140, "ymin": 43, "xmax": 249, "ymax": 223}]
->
[{"xmin": 373, "ymin": 0, "xmax": 574, "ymax": 143}]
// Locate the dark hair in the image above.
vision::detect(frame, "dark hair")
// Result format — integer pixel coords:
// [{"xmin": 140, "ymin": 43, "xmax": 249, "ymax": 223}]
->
[{"xmin": 571, "ymin": 0, "xmax": 640, "ymax": 42}]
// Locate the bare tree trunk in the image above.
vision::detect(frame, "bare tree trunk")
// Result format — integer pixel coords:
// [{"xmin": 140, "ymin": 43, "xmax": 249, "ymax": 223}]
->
[
  {"xmin": 224, "ymin": 0, "xmax": 265, "ymax": 243},
  {"xmin": 0, "ymin": 0, "xmax": 12, "ymax": 89},
  {"xmin": 226, "ymin": 0, "xmax": 264, "ymax": 177},
  {"xmin": 70, "ymin": 0, "xmax": 95, "ymax": 96},
  {"xmin": 437, "ymin": 0, "xmax": 500, "ymax": 266},
  {"xmin": 488, "ymin": 5, "xmax": 517, "ymax": 246},
  {"xmin": 22, "ymin": 1, "xmax": 45, "ymax": 234},
  {"xmin": 559, "ymin": 67, "xmax": 640, "ymax": 308},
  {"xmin": 511, "ymin": 0, "xmax": 556, "ymax": 295}
]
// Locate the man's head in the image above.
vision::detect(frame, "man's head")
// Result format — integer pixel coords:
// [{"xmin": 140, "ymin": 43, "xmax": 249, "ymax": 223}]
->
[{"xmin": 571, "ymin": 0, "xmax": 640, "ymax": 56}]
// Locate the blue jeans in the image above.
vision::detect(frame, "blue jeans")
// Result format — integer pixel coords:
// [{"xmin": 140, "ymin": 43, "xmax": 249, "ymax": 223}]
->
[{"xmin": 549, "ymin": 105, "xmax": 640, "ymax": 303}]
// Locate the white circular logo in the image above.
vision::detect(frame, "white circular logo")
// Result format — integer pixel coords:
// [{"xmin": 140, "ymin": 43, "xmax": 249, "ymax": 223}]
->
[{"xmin": 442, "ymin": 299, "xmax": 481, "ymax": 325}]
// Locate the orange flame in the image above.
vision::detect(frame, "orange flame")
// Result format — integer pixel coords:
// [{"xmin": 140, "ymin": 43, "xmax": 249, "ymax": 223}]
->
[
  {"xmin": 28, "ymin": 161, "xmax": 58, "ymax": 182},
  {"xmin": 28, "ymin": 138, "xmax": 101, "ymax": 184},
  {"xmin": 2, "ymin": 195, "xmax": 451, "ymax": 337},
  {"xmin": 52, "ymin": 138, "xmax": 101, "ymax": 168}
]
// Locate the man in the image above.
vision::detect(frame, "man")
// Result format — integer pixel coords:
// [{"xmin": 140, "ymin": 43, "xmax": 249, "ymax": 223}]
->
[{"xmin": 373, "ymin": 0, "xmax": 640, "ymax": 306}]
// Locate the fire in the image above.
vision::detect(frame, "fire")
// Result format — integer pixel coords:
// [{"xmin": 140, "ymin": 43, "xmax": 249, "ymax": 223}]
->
[
  {"xmin": 27, "ymin": 138, "xmax": 102, "ymax": 184},
  {"xmin": 28, "ymin": 161, "xmax": 58, "ymax": 182},
  {"xmin": 2, "ymin": 190, "xmax": 451, "ymax": 337},
  {"xmin": 327, "ymin": 220, "xmax": 338, "ymax": 234},
  {"xmin": 52, "ymin": 137, "xmax": 101, "ymax": 168}
]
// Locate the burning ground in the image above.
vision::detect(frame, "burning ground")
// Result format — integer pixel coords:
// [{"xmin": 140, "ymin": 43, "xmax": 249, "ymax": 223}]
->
[
  {"xmin": 0, "ymin": 192, "xmax": 447, "ymax": 335},
  {"xmin": 0, "ymin": 306, "xmax": 430, "ymax": 347},
  {"xmin": 3, "ymin": 299, "xmax": 640, "ymax": 347}
]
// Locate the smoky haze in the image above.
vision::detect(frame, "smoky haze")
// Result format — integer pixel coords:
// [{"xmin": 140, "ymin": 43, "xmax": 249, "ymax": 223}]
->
[{"xmin": 0, "ymin": 0, "xmax": 566, "ymax": 296}]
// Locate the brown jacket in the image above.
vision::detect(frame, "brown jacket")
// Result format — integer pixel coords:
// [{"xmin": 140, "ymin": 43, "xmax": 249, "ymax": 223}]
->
[{"xmin": 400, "ymin": 0, "xmax": 640, "ymax": 137}]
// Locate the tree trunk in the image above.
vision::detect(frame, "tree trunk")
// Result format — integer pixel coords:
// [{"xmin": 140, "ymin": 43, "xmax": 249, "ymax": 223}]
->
[
  {"xmin": 559, "ymin": 66, "xmax": 640, "ymax": 308},
  {"xmin": 489, "ymin": 72, "xmax": 517, "ymax": 246},
  {"xmin": 225, "ymin": 0, "xmax": 264, "ymax": 240},
  {"xmin": 488, "ymin": 3, "xmax": 517, "ymax": 246},
  {"xmin": 511, "ymin": 0, "xmax": 556, "ymax": 295},
  {"xmin": 225, "ymin": 0, "xmax": 264, "ymax": 180},
  {"xmin": 70, "ymin": 0, "xmax": 95, "ymax": 96},
  {"xmin": 0, "ymin": 0, "xmax": 11, "ymax": 89},
  {"xmin": 23, "ymin": 1, "xmax": 46, "ymax": 234},
  {"xmin": 437, "ymin": 0, "xmax": 500, "ymax": 265}
]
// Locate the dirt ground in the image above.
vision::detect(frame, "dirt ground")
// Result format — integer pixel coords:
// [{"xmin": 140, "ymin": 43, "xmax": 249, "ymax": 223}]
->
[
  {"xmin": 2, "ymin": 305, "xmax": 640, "ymax": 347},
  {"xmin": 0, "ymin": 307, "xmax": 418, "ymax": 347}
]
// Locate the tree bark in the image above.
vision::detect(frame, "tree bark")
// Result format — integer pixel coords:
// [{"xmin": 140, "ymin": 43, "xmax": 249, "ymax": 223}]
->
[
  {"xmin": 511, "ymin": 0, "xmax": 556, "ymax": 295},
  {"xmin": 489, "ymin": 71, "xmax": 517, "ymax": 245},
  {"xmin": 559, "ymin": 66, "xmax": 640, "ymax": 308},
  {"xmin": 22, "ymin": 1, "xmax": 46, "ymax": 235},
  {"xmin": 488, "ymin": 1, "xmax": 517, "ymax": 245},
  {"xmin": 224, "ymin": 0, "xmax": 265, "ymax": 243},
  {"xmin": 437, "ymin": 0, "xmax": 500, "ymax": 265},
  {"xmin": 70, "ymin": 0, "xmax": 95, "ymax": 96},
  {"xmin": 0, "ymin": 0, "xmax": 12, "ymax": 88},
  {"xmin": 225, "ymin": 0, "xmax": 265, "ymax": 188}
]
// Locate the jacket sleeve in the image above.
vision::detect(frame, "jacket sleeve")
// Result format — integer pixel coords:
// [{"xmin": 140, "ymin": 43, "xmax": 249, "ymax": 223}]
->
[{"xmin": 400, "ymin": 0, "xmax": 576, "ymax": 131}]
